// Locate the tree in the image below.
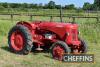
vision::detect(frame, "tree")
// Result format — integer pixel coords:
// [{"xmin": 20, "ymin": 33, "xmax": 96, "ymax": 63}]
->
[
  {"xmin": 43, "ymin": 4, "xmax": 48, "ymax": 9},
  {"xmin": 38, "ymin": 3, "xmax": 43, "ymax": 9},
  {"xmin": 55, "ymin": 5, "xmax": 61, "ymax": 9},
  {"xmin": 29, "ymin": 4, "xmax": 38, "ymax": 9},
  {"xmin": 94, "ymin": 0, "xmax": 100, "ymax": 10},
  {"xmin": 64, "ymin": 4, "xmax": 76, "ymax": 10},
  {"xmin": 83, "ymin": 2, "xmax": 93, "ymax": 10},
  {"xmin": 0, "ymin": 4, "xmax": 4, "ymax": 10},
  {"xmin": 47, "ymin": 1, "xmax": 56, "ymax": 9},
  {"xmin": 1, "ymin": 2, "xmax": 8, "ymax": 8},
  {"xmin": 21, "ymin": 3, "xmax": 28, "ymax": 8},
  {"xmin": 9, "ymin": 3, "xmax": 21, "ymax": 8}
]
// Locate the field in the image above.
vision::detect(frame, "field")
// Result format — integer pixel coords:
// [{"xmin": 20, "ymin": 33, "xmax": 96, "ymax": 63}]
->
[{"xmin": 0, "ymin": 12, "xmax": 100, "ymax": 67}]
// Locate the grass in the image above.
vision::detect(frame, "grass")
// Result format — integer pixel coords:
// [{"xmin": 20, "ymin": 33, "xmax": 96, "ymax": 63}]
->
[
  {"xmin": 0, "ymin": 9, "xmax": 100, "ymax": 17},
  {"xmin": 0, "ymin": 16, "xmax": 100, "ymax": 67}
]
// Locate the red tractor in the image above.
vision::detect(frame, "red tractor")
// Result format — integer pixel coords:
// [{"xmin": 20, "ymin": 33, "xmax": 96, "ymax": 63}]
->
[{"xmin": 8, "ymin": 21, "xmax": 87, "ymax": 60}]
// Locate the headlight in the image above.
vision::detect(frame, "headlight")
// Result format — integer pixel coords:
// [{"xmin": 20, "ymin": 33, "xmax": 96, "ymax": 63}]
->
[
  {"xmin": 66, "ymin": 32, "xmax": 69, "ymax": 36},
  {"xmin": 78, "ymin": 31, "xmax": 80, "ymax": 34}
]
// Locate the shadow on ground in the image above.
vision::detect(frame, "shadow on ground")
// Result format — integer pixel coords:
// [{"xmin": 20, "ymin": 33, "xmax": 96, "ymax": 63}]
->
[
  {"xmin": 1, "ymin": 46, "xmax": 10, "ymax": 52},
  {"xmin": 0, "ymin": 46, "xmax": 52, "ymax": 59}
]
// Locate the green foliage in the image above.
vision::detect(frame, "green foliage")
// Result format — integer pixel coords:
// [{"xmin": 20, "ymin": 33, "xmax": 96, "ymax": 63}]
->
[
  {"xmin": 83, "ymin": 2, "xmax": 93, "ymax": 10},
  {"xmin": 94, "ymin": 0, "xmax": 100, "ymax": 10},
  {"xmin": 64, "ymin": 4, "xmax": 76, "ymax": 10},
  {"xmin": 0, "ymin": 1, "xmax": 76, "ymax": 10},
  {"xmin": 55, "ymin": 5, "xmax": 61, "ymax": 9},
  {"xmin": 0, "ymin": 5, "xmax": 4, "ymax": 10},
  {"xmin": 1, "ymin": 2, "xmax": 8, "ymax": 8},
  {"xmin": 83, "ymin": 0, "xmax": 100, "ymax": 10},
  {"xmin": 9, "ymin": 3, "xmax": 21, "ymax": 8},
  {"xmin": 47, "ymin": 1, "xmax": 56, "ymax": 9},
  {"xmin": 0, "ymin": 0, "xmax": 100, "ymax": 11}
]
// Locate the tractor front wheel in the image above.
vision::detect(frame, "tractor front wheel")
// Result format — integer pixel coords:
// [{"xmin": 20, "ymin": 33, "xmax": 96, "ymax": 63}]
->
[
  {"xmin": 8, "ymin": 25, "xmax": 33, "ymax": 55},
  {"xmin": 50, "ymin": 41, "xmax": 71, "ymax": 61},
  {"xmin": 79, "ymin": 39, "xmax": 88, "ymax": 53},
  {"xmin": 72, "ymin": 39, "xmax": 88, "ymax": 54}
]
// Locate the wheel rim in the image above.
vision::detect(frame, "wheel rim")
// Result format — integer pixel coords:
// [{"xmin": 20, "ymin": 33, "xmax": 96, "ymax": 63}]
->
[
  {"xmin": 10, "ymin": 30, "xmax": 25, "ymax": 51},
  {"xmin": 53, "ymin": 45, "xmax": 65, "ymax": 60}
]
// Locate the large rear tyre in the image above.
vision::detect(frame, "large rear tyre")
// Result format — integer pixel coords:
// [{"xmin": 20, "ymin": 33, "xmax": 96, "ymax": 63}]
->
[
  {"xmin": 8, "ymin": 25, "xmax": 33, "ymax": 55},
  {"xmin": 50, "ymin": 41, "xmax": 71, "ymax": 61}
]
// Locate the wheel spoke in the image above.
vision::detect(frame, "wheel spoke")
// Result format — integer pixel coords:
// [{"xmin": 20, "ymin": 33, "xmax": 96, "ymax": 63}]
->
[{"xmin": 53, "ymin": 45, "xmax": 64, "ymax": 60}]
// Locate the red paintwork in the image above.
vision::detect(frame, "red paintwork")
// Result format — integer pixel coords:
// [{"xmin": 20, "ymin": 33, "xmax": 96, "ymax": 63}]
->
[
  {"xmin": 17, "ymin": 21, "xmax": 81, "ymax": 47},
  {"xmin": 10, "ymin": 21, "xmax": 83, "ymax": 60},
  {"xmin": 10, "ymin": 30, "xmax": 24, "ymax": 51},
  {"xmin": 53, "ymin": 45, "xmax": 65, "ymax": 60}
]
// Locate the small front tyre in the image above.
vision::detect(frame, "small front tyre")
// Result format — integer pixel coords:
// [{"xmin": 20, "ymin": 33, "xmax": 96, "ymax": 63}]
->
[
  {"xmin": 79, "ymin": 39, "xmax": 88, "ymax": 53},
  {"xmin": 50, "ymin": 41, "xmax": 71, "ymax": 61}
]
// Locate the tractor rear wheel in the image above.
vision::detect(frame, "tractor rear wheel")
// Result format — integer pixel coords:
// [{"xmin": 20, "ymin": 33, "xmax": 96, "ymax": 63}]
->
[
  {"xmin": 50, "ymin": 41, "xmax": 71, "ymax": 61},
  {"xmin": 8, "ymin": 25, "xmax": 33, "ymax": 55}
]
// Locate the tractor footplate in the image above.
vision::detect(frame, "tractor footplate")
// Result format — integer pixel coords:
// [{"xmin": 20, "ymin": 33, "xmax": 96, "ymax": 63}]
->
[{"xmin": 36, "ymin": 48, "xmax": 43, "ymax": 51}]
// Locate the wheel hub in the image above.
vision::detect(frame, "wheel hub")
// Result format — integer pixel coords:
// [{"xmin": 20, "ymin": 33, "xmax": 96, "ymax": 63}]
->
[
  {"xmin": 15, "ymin": 35, "xmax": 23, "ymax": 47},
  {"xmin": 11, "ymin": 31, "xmax": 24, "ymax": 51},
  {"xmin": 53, "ymin": 45, "xmax": 64, "ymax": 60}
]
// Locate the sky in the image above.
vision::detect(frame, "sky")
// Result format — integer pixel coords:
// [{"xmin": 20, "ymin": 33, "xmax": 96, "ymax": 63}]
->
[{"xmin": 0, "ymin": 0, "xmax": 94, "ymax": 7}]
